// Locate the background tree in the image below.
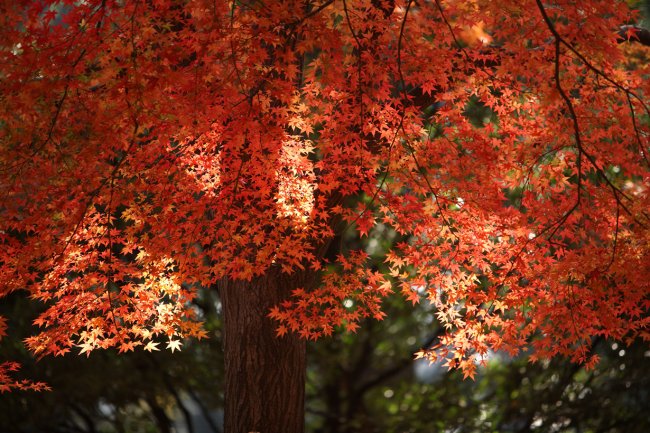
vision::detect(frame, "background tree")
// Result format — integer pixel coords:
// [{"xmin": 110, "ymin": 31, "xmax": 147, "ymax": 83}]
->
[
  {"xmin": 3, "ymin": 285, "xmax": 649, "ymax": 433},
  {"xmin": 1, "ymin": 0, "xmax": 649, "ymax": 432}
]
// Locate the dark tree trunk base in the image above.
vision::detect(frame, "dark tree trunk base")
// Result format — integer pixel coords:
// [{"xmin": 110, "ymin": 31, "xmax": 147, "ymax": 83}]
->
[{"xmin": 219, "ymin": 267, "xmax": 311, "ymax": 433}]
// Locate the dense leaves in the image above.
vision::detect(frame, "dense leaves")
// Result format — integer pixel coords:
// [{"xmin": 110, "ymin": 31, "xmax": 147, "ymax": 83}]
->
[{"xmin": 0, "ymin": 0, "xmax": 648, "ymax": 386}]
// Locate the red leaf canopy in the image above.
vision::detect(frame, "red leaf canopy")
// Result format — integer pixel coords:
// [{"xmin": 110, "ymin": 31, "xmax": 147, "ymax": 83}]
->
[{"xmin": 0, "ymin": 0, "xmax": 648, "ymax": 380}]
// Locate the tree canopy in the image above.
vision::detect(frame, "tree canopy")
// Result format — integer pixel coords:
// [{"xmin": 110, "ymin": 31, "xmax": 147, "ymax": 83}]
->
[{"xmin": 0, "ymin": 0, "xmax": 648, "ymax": 412}]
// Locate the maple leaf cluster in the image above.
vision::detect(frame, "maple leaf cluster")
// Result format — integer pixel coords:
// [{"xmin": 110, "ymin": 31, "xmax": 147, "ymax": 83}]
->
[
  {"xmin": 0, "ymin": 317, "xmax": 49, "ymax": 392},
  {"xmin": 0, "ymin": 0, "xmax": 648, "ymax": 381}
]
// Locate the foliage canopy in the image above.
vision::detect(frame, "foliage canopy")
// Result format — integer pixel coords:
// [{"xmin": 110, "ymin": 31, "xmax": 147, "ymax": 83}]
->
[{"xmin": 0, "ymin": 0, "xmax": 649, "ymax": 389}]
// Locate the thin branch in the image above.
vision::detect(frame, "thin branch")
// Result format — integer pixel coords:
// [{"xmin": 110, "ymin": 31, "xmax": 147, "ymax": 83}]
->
[
  {"xmin": 536, "ymin": 1, "xmax": 650, "ymax": 118},
  {"xmin": 292, "ymin": 0, "xmax": 335, "ymax": 26},
  {"xmin": 535, "ymin": 0, "xmax": 646, "ymax": 227},
  {"xmin": 626, "ymin": 93, "xmax": 650, "ymax": 168},
  {"xmin": 354, "ymin": 327, "xmax": 442, "ymax": 396},
  {"xmin": 605, "ymin": 201, "xmax": 620, "ymax": 272}
]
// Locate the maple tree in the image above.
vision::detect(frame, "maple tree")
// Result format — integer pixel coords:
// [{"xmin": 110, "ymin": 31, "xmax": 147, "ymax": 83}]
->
[{"xmin": 0, "ymin": 0, "xmax": 649, "ymax": 431}]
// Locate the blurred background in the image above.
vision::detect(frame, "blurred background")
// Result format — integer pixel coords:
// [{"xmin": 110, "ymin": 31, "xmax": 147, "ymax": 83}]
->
[{"xmin": 1, "ymin": 283, "xmax": 649, "ymax": 433}]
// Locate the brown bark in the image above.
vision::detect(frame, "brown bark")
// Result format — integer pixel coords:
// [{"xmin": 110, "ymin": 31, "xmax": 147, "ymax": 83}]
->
[{"xmin": 219, "ymin": 267, "xmax": 312, "ymax": 433}]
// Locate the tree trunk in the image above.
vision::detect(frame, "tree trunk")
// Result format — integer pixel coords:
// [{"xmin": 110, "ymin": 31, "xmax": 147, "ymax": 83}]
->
[{"xmin": 219, "ymin": 267, "xmax": 310, "ymax": 433}]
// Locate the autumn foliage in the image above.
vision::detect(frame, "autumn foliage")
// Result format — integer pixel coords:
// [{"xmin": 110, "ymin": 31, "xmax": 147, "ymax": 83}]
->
[{"xmin": 0, "ymin": 0, "xmax": 649, "ymax": 388}]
